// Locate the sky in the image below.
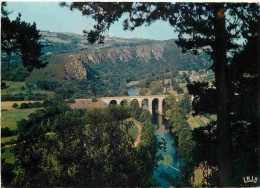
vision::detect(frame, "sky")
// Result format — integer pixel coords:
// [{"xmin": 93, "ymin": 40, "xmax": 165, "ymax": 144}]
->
[{"xmin": 7, "ymin": 2, "xmax": 178, "ymax": 41}]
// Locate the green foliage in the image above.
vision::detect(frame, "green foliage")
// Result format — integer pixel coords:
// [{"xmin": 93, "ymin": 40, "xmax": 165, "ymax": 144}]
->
[
  {"xmin": 91, "ymin": 96, "xmax": 98, "ymax": 102},
  {"xmin": 139, "ymin": 110, "xmax": 152, "ymax": 123},
  {"xmin": 1, "ymin": 61, "xmax": 31, "ymax": 81},
  {"xmin": 64, "ymin": 3, "xmax": 260, "ymax": 185},
  {"xmin": 1, "ymin": 108, "xmax": 39, "ymax": 130},
  {"xmin": 1, "ymin": 127, "xmax": 13, "ymax": 137},
  {"xmin": 12, "ymin": 103, "xmax": 19, "ymax": 108},
  {"xmin": 136, "ymin": 121, "xmax": 161, "ymax": 186},
  {"xmin": 1, "ymin": 81, "xmax": 8, "ymax": 89},
  {"xmin": 1, "ymin": 93, "xmax": 47, "ymax": 101},
  {"xmin": 19, "ymin": 102, "xmax": 43, "ymax": 109},
  {"xmin": 164, "ymin": 95, "xmax": 195, "ymax": 184},
  {"xmin": 127, "ymin": 121, "xmax": 138, "ymax": 140},
  {"xmin": 164, "ymin": 95, "xmax": 178, "ymax": 113},
  {"xmin": 36, "ymin": 80, "xmax": 59, "ymax": 91},
  {"xmin": 26, "ymin": 39, "xmax": 210, "ymax": 98},
  {"xmin": 178, "ymin": 93, "xmax": 192, "ymax": 115},
  {"xmin": 1, "ymin": 158, "xmax": 16, "ymax": 187},
  {"xmin": 2, "ymin": 147, "xmax": 15, "ymax": 165},
  {"xmin": 172, "ymin": 79, "xmax": 183, "ymax": 94},
  {"xmin": 1, "ymin": 4, "xmax": 47, "ymax": 73},
  {"xmin": 150, "ymin": 81, "xmax": 164, "ymax": 95},
  {"xmin": 11, "ymin": 99, "xmax": 159, "ymax": 186}
]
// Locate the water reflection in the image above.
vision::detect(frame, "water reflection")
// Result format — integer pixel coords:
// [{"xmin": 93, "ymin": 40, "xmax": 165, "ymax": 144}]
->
[
  {"xmin": 152, "ymin": 114, "xmax": 183, "ymax": 187},
  {"xmin": 127, "ymin": 87, "xmax": 183, "ymax": 187}
]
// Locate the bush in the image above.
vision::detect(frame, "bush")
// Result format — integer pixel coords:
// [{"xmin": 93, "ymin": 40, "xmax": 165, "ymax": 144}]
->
[
  {"xmin": 92, "ymin": 97, "xmax": 98, "ymax": 102},
  {"xmin": 1, "ymin": 81, "xmax": 8, "ymax": 89},
  {"xmin": 1, "ymin": 127, "xmax": 12, "ymax": 137},
  {"xmin": 2, "ymin": 138, "xmax": 16, "ymax": 145},
  {"xmin": 36, "ymin": 80, "xmax": 59, "ymax": 91},
  {"xmin": 139, "ymin": 110, "xmax": 152, "ymax": 122},
  {"xmin": 19, "ymin": 102, "xmax": 43, "ymax": 109},
  {"xmin": 12, "ymin": 103, "xmax": 19, "ymax": 108},
  {"xmin": 2, "ymin": 94, "xmax": 46, "ymax": 101},
  {"xmin": 19, "ymin": 103, "xmax": 29, "ymax": 109},
  {"xmin": 177, "ymin": 87, "xmax": 184, "ymax": 94},
  {"xmin": 1, "ymin": 94, "xmax": 24, "ymax": 101},
  {"xmin": 67, "ymin": 99, "xmax": 76, "ymax": 103}
]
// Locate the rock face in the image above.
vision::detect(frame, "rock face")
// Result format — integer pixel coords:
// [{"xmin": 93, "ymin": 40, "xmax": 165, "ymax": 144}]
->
[
  {"xmin": 27, "ymin": 35, "xmax": 211, "ymax": 83},
  {"xmin": 80, "ymin": 43, "xmax": 166, "ymax": 64},
  {"xmin": 64, "ymin": 54, "xmax": 87, "ymax": 80}
]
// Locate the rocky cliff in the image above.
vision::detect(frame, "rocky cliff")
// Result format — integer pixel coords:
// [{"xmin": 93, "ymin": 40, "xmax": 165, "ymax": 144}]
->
[{"xmin": 27, "ymin": 33, "xmax": 211, "ymax": 83}]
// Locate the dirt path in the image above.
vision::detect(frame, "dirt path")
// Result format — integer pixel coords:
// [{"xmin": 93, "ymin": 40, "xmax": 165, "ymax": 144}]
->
[{"xmin": 199, "ymin": 115, "xmax": 210, "ymax": 125}]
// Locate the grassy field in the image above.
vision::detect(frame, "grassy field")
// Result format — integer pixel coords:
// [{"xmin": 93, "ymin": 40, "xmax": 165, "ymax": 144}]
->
[
  {"xmin": 179, "ymin": 83, "xmax": 188, "ymax": 93},
  {"xmin": 1, "ymin": 136, "xmax": 17, "ymax": 144},
  {"xmin": 2, "ymin": 146, "xmax": 16, "ymax": 164},
  {"xmin": 128, "ymin": 122, "xmax": 139, "ymax": 141},
  {"xmin": 187, "ymin": 115, "xmax": 208, "ymax": 130},
  {"xmin": 1, "ymin": 101, "xmax": 41, "ymax": 111},
  {"xmin": 126, "ymin": 118, "xmax": 139, "ymax": 140},
  {"xmin": 1, "ymin": 108, "xmax": 39, "ymax": 130},
  {"xmin": 1, "ymin": 80, "xmax": 53, "ymax": 95}
]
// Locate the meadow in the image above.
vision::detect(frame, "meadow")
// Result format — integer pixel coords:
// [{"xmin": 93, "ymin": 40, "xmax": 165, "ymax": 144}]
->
[
  {"xmin": 1, "ymin": 101, "xmax": 40, "ymax": 130},
  {"xmin": 1, "ymin": 81, "xmax": 53, "ymax": 95},
  {"xmin": 187, "ymin": 115, "xmax": 208, "ymax": 130}
]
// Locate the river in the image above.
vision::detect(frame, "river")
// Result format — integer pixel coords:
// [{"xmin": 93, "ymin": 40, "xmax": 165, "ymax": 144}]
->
[{"xmin": 127, "ymin": 87, "xmax": 183, "ymax": 187}]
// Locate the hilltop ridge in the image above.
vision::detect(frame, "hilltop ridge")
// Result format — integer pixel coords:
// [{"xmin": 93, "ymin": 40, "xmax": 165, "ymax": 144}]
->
[{"xmin": 26, "ymin": 31, "xmax": 210, "ymax": 83}]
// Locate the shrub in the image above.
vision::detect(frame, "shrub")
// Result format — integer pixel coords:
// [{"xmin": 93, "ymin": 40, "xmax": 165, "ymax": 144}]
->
[
  {"xmin": 12, "ymin": 103, "xmax": 19, "ymax": 108},
  {"xmin": 19, "ymin": 103, "xmax": 29, "ymax": 109},
  {"xmin": 140, "ymin": 110, "xmax": 152, "ymax": 123},
  {"xmin": 1, "ymin": 81, "xmax": 8, "ymax": 89},
  {"xmin": 1, "ymin": 127, "xmax": 12, "ymax": 137},
  {"xmin": 36, "ymin": 80, "xmax": 58, "ymax": 91},
  {"xmin": 92, "ymin": 97, "xmax": 98, "ymax": 102},
  {"xmin": 19, "ymin": 102, "xmax": 43, "ymax": 109},
  {"xmin": 67, "ymin": 99, "xmax": 76, "ymax": 103},
  {"xmin": 177, "ymin": 87, "xmax": 184, "ymax": 94}
]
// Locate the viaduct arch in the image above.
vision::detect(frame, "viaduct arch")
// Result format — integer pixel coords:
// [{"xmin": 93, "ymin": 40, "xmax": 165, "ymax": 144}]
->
[{"xmin": 100, "ymin": 95, "xmax": 168, "ymax": 115}]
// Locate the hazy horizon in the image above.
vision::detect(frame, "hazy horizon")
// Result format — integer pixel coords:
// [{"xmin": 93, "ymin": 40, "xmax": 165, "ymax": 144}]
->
[{"xmin": 7, "ymin": 2, "xmax": 178, "ymax": 41}]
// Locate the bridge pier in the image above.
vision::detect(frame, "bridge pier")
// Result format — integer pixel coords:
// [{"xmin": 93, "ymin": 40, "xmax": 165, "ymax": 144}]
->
[
  {"xmin": 137, "ymin": 99, "xmax": 143, "ymax": 108},
  {"xmin": 158, "ymin": 98, "xmax": 164, "ymax": 115},
  {"xmin": 148, "ymin": 99, "xmax": 153, "ymax": 114}
]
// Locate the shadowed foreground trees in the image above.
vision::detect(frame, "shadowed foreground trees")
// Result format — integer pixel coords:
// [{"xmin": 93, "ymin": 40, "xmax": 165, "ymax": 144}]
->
[
  {"xmin": 1, "ymin": 3, "xmax": 47, "ymax": 73},
  {"xmin": 10, "ymin": 97, "xmax": 160, "ymax": 187},
  {"xmin": 62, "ymin": 2, "xmax": 259, "ymax": 186}
]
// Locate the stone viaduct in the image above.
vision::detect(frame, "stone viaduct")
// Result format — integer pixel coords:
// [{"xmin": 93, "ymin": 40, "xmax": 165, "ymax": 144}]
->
[{"xmin": 100, "ymin": 95, "xmax": 169, "ymax": 115}]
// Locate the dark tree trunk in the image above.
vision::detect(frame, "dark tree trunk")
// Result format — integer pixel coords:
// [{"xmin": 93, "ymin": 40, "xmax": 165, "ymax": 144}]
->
[{"xmin": 213, "ymin": 4, "xmax": 233, "ymax": 186}]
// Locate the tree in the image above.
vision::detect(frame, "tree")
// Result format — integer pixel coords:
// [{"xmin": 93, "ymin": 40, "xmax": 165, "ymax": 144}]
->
[
  {"xmin": 1, "ymin": 157, "xmax": 16, "ymax": 187},
  {"xmin": 91, "ymin": 96, "xmax": 98, "ymax": 102},
  {"xmin": 1, "ymin": 127, "xmax": 13, "ymax": 137},
  {"xmin": 139, "ymin": 110, "xmax": 152, "ymax": 122},
  {"xmin": 178, "ymin": 93, "xmax": 192, "ymax": 115},
  {"xmin": 1, "ymin": 3, "xmax": 47, "ymax": 74},
  {"xmin": 62, "ymin": 2, "xmax": 259, "ymax": 185},
  {"xmin": 13, "ymin": 96, "xmax": 160, "ymax": 186},
  {"xmin": 12, "ymin": 103, "xmax": 19, "ymax": 108}
]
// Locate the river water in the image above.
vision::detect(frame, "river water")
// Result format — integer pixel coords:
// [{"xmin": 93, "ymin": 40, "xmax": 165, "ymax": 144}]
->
[{"xmin": 127, "ymin": 87, "xmax": 183, "ymax": 187}]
